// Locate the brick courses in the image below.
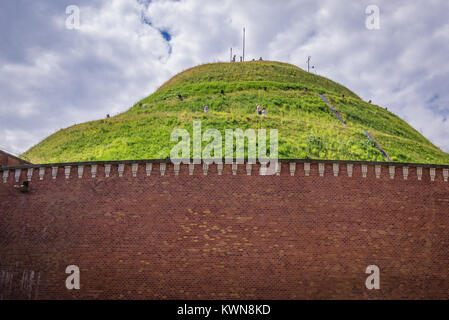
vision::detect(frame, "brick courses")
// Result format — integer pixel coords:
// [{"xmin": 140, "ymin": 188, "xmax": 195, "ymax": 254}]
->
[
  {"xmin": 0, "ymin": 160, "xmax": 448, "ymax": 299},
  {"xmin": 0, "ymin": 150, "xmax": 30, "ymax": 167}
]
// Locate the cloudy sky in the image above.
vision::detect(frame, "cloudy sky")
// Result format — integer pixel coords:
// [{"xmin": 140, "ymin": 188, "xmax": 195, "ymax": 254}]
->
[{"xmin": 0, "ymin": 0, "xmax": 448, "ymax": 155}]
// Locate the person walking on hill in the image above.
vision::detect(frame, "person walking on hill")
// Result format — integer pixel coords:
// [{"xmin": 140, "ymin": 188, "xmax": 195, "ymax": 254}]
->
[
  {"xmin": 256, "ymin": 104, "xmax": 262, "ymax": 115},
  {"xmin": 262, "ymin": 107, "xmax": 266, "ymax": 117},
  {"xmin": 203, "ymin": 104, "xmax": 209, "ymax": 113}
]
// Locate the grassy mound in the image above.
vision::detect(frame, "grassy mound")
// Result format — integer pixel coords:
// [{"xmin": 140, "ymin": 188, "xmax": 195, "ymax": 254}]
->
[{"xmin": 22, "ymin": 61, "xmax": 449, "ymax": 164}]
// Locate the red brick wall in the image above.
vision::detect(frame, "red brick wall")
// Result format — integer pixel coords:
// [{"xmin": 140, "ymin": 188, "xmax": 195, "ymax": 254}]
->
[
  {"xmin": 0, "ymin": 150, "xmax": 30, "ymax": 167},
  {"xmin": 0, "ymin": 162, "xmax": 448, "ymax": 299}
]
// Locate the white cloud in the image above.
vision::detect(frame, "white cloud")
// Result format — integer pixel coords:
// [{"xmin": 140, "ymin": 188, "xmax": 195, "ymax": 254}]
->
[
  {"xmin": 0, "ymin": 0, "xmax": 448, "ymax": 155},
  {"xmin": 0, "ymin": 128, "xmax": 41, "ymax": 156}
]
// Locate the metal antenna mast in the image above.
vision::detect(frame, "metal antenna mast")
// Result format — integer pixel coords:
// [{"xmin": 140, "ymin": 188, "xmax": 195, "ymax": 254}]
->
[
  {"xmin": 307, "ymin": 56, "xmax": 311, "ymax": 72},
  {"xmin": 242, "ymin": 28, "xmax": 245, "ymax": 62}
]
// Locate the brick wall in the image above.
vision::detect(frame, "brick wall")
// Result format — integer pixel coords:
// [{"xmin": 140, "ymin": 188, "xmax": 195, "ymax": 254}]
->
[
  {"xmin": 0, "ymin": 150, "xmax": 30, "ymax": 167},
  {"xmin": 0, "ymin": 161, "xmax": 448, "ymax": 299}
]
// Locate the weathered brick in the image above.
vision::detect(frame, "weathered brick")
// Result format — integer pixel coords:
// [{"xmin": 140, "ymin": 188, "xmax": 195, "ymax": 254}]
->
[{"xmin": 0, "ymin": 161, "xmax": 448, "ymax": 299}]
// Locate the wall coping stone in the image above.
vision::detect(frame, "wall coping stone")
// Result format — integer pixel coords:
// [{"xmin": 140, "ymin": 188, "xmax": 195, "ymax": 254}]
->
[{"xmin": 1, "ymin": 159, "xmax": 448, "ymax": 183}]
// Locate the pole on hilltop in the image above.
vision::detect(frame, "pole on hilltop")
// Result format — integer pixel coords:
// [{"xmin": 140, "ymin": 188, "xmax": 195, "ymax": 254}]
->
[{"xmin": 242, "ymin": 28, "xmax": 245, "ymax": 62}]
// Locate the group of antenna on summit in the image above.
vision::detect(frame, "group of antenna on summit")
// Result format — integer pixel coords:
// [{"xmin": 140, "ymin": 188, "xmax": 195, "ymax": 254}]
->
[{"xmin": 231, "ymin": 55, "xmax": 263, "ymax": 63}]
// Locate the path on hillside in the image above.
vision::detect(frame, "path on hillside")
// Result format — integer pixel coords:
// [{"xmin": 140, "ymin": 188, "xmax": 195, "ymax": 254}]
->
[
  {"xmin": 319, "ymin": 94, "xmax": 346, "ymax": 126},
  {"xmin": 363, "ymin": 130, "xmax": 392, "ymax": 162},
  {"xmin": 319, "ymin": 94, "xmax": 392, "ymax": 162}
]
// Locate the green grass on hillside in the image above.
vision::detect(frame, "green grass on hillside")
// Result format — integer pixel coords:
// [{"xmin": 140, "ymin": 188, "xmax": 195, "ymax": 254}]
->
[
  {"xmin": 21, "ymin": 61, "xmax": 449, "ymax": 165},
  {"xmin": 158, "ymin": 62, "xmax": 360, "ymax": 99}
]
